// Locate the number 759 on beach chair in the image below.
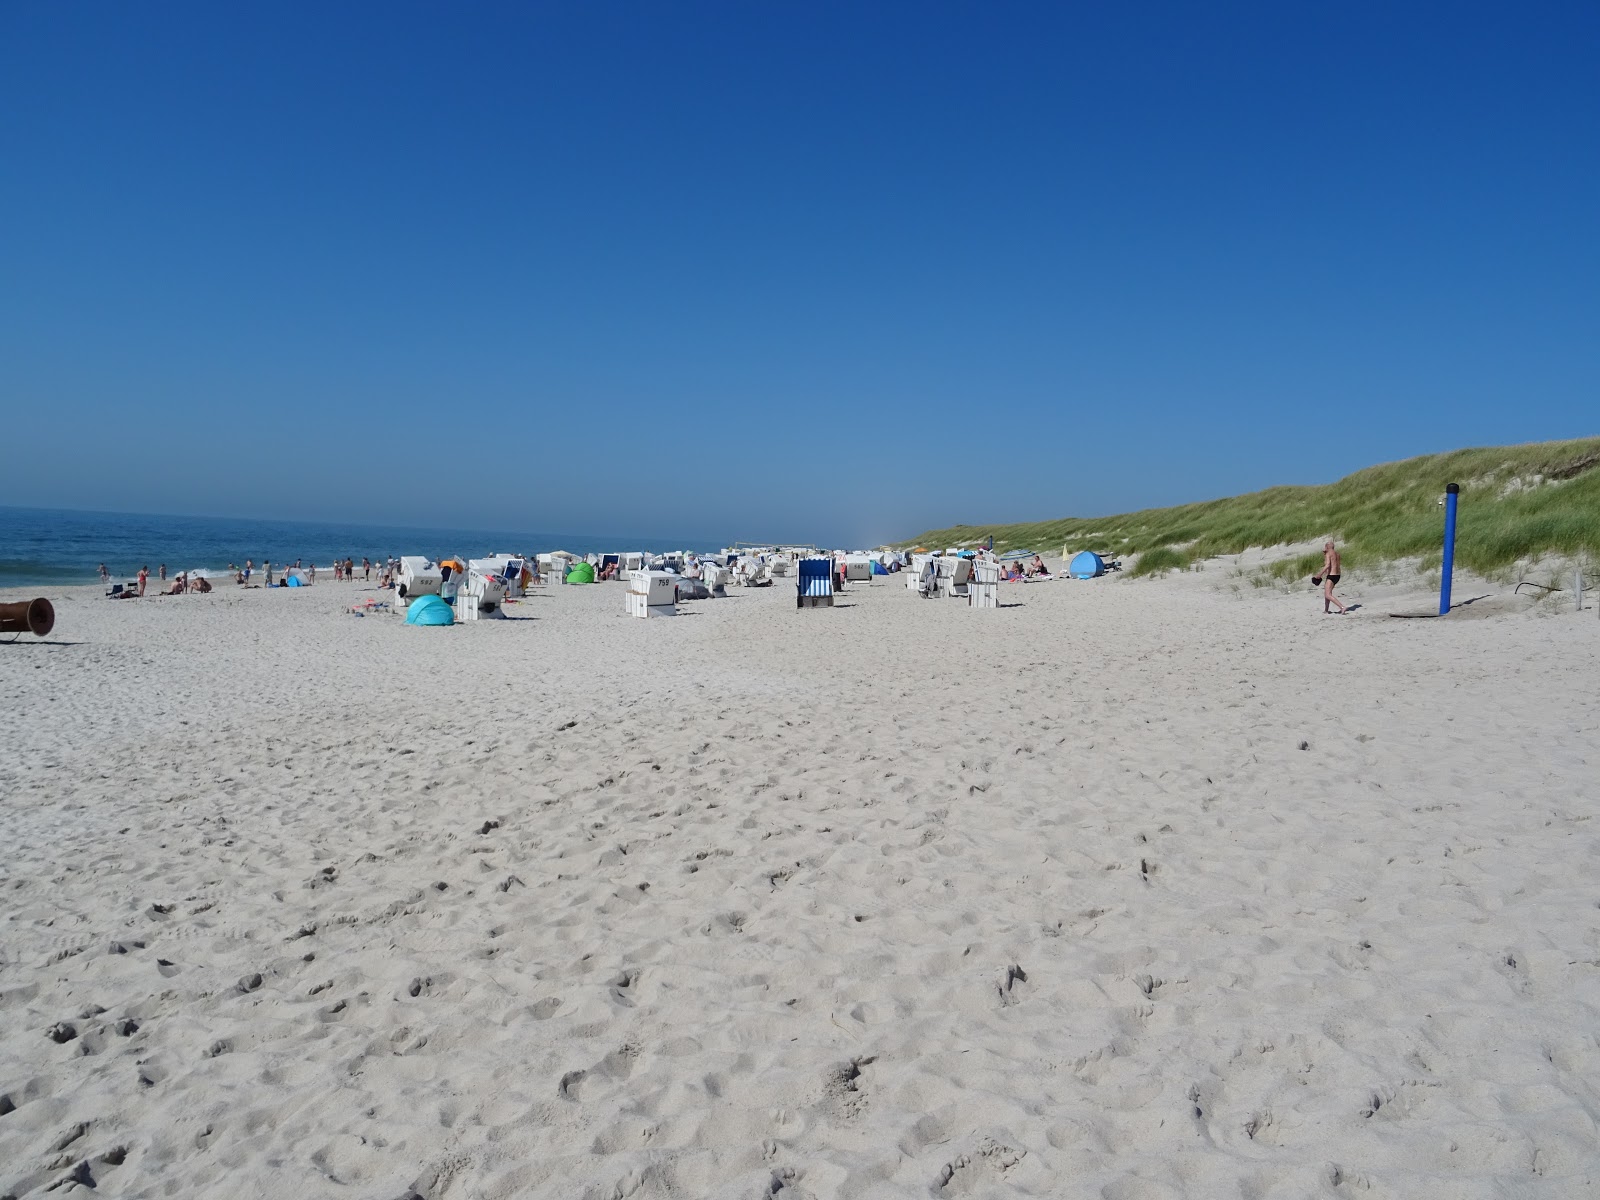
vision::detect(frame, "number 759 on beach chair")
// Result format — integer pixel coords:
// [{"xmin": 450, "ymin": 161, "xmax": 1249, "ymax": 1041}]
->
[{"xmin": 797, "ymin": 557, "xmax": 834, "ymax": 609}]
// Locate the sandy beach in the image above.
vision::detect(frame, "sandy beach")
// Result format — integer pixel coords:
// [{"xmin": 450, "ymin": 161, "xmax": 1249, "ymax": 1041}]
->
[{"xmin": 2, "ymin": 569, "xmax": 1598, "ymax": 1199}]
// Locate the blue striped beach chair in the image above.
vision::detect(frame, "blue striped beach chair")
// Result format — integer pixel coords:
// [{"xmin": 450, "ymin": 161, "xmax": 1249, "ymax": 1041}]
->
[{"xmin": 797, "ymin": 557, "xmax": 834, "ymax": 609}]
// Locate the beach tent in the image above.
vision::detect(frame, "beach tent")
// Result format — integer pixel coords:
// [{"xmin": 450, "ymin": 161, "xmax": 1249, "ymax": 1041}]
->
[
  {"xmin": 565, "ymin": 561, "xmax": 596, "ymax": 584},
  {"xmin": 1069, "ymin": 551, "xmax": 1106, "ymax": 579},
  {"xmin": 285, "ymin": 574, "xmax": 304, "ymax": 587},
  {"xmin": 405, "ymin": 594, "xmax": 455, "ymax": 625}
]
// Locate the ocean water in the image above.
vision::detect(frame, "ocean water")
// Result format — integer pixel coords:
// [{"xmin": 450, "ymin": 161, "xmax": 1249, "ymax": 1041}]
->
[{"xmin": 0, "ymin": 507, "xmax": 725, "ymax": 590}]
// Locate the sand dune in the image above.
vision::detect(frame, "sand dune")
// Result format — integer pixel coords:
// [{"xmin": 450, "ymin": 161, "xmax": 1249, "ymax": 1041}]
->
[{"xmin": 2, "ymin": 571, "xmax": 1597, "ymax": 1198}]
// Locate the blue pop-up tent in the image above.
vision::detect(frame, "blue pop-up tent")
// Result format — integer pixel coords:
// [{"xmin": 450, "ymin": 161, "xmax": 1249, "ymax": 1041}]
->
[
  {"xmin": 405, "ymin": 594, "xmax": 455, "ymax": 625},
  {"xmin": 1069, "ymin": 551, "xmax": 1105, "ymax": 579}
]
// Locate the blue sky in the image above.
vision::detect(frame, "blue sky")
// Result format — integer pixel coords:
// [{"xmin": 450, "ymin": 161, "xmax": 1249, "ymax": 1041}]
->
[{"xmin": 3, "ymin": 3, "xmax": 1596, "ymax": 547}]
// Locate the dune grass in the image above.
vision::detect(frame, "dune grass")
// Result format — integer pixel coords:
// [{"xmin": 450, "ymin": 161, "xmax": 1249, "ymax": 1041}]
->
[
  {"xmin": 1126, "ymin": 546, "xmax": 1190, "ymax": 577},
  {"xmin": 902, "ymin": 437, "xmax": 1600, "ymax": 578}
]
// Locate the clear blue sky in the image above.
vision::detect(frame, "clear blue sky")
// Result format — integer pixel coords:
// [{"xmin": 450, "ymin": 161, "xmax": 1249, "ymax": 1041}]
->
[{"xmin": 3, "ymin": 3, "xmax": 1596, "ymax": 546}]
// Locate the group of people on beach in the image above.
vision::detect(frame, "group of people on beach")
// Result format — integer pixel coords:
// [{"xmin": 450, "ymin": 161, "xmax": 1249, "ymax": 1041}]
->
[
  {"xmin": 163, "ymin": 571, "xmax": 211, "ymax": 595},
  {"xmin": 95, "ymin": 544, "xmax": 1354, "ymax": 612},
  {"xmin": 1002, "ymin": 554, "xmax": 1052, "ymax": 581},
  {"xmin": 97, "ymin": 563, "xmax": 217, "ymax": 597},
  {"xmin": 327, "ymin": 557, "xmax": 373, "ymax": 582},
  {"xmin": 99, "ymin": 555, "xmax": 386, "ymax": 595}
]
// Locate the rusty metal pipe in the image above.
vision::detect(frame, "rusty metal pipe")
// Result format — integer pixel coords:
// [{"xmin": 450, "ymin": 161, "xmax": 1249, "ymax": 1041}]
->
[{"xmin": 0, "ymin": 597, "xmax": 55, "ymax": 637}]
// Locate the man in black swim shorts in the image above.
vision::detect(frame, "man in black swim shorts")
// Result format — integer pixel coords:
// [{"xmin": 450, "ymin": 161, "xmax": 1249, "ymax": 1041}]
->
[{"xmin": 1315, "ymin": 540, "xmax": 1347, "ymax": 614}]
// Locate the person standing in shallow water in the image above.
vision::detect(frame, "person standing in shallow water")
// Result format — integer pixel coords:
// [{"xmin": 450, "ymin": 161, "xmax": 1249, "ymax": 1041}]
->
[{"xmin": 1315, "ymin": 540, "xmax": 1347, "ymax": 614}]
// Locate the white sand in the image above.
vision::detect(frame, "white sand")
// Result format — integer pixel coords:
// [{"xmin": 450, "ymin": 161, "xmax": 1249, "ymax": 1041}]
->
[{"xmin": 2, "ymin": 570, "xmax": 1598, "ymax": 1199}]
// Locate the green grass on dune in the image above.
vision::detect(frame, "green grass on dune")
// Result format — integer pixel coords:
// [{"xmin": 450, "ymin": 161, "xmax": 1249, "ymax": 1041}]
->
[
  {"xmin": 902, "ymin": 437, "xmax": 1600, "ymax": 578},
  {"xmin": 1126, "ymin": 546, "xmax": 1190, "ymax": 577}
]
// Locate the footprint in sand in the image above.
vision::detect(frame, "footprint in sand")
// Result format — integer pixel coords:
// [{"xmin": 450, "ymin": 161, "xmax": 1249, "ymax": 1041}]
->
[
  {"xmin": 558, "ymin": 1069, "xmax": 587, "ymax": 1101},
  {"xmin": 997, "ymin": 964, "xmax": 1028, "ymax": 1008},
  {"xmin": 937, "ymin": 1139, "xmax": 1024, "ymax": 1193},
  {"xmin": 609, "ymin": 970, "xmax": 640, "ymax": 1006}
]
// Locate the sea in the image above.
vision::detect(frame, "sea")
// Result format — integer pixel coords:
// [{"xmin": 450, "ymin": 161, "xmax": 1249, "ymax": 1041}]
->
[{"xmin": 0, "ymin": 507, "xmax": 730, "ymax": 590}]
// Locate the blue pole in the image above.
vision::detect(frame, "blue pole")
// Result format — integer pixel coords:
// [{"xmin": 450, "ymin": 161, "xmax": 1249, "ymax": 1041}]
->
[{"xmin": 1439, "ymin": 483, "xmax": 1459, "ymax": 616}]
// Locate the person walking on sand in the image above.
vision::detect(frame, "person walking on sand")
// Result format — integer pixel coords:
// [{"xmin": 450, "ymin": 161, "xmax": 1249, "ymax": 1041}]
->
[
  {"xmin": 137, "ymin": 565, "xmax": 149, "ymax": 596},
  {"xmin": 1314, "ymin": 540, "xmax": 1347, "ymax": 614},
  {"xmin": 159, "ymin": 564, "xmax": 167, "ymax": 582}
]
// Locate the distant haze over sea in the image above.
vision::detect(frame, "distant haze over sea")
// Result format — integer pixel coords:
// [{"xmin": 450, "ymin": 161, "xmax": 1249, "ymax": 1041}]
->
[{"xmin": 0, "ymin": 507, "xmax": 788, "ymax": 590}]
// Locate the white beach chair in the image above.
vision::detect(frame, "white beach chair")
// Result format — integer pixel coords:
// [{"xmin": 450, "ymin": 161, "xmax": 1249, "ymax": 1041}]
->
[
  {"xmin": 970, "ymin": 560, "xmax": 1000, "ymax": 608},
  {"xmin": 941, "ymin": 557, "xmax": 973, "ymax": 599}
]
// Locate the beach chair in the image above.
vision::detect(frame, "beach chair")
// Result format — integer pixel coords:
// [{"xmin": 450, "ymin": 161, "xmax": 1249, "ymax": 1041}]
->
[
  {"xmin": 917, "ymin": 557, "xmax": 940, "ymax": 598},
  {"xmin": 970, "ymin": 560, "xmax": 1001, "ymax": 608},
  {"xmin": 797, "ymin": 558, "xmax": 834, "ymax": 609},
  {"xmin": 942, "ymin": 557, "xmax": 974, "ymax": 599}
]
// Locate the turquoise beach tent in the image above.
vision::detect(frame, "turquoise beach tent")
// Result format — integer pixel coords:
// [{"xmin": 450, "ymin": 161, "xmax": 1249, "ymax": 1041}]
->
[
  {"xmin": 285, "ymin": 574, "xmax": 304, "ymax": 587},
  {"xmin": 1069, "ymin": 551, "xmax": 1105, "ymax": 579},
  {"xmin": 405, "ymin": 594, "xmax": 455, "ymax": 626}
]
